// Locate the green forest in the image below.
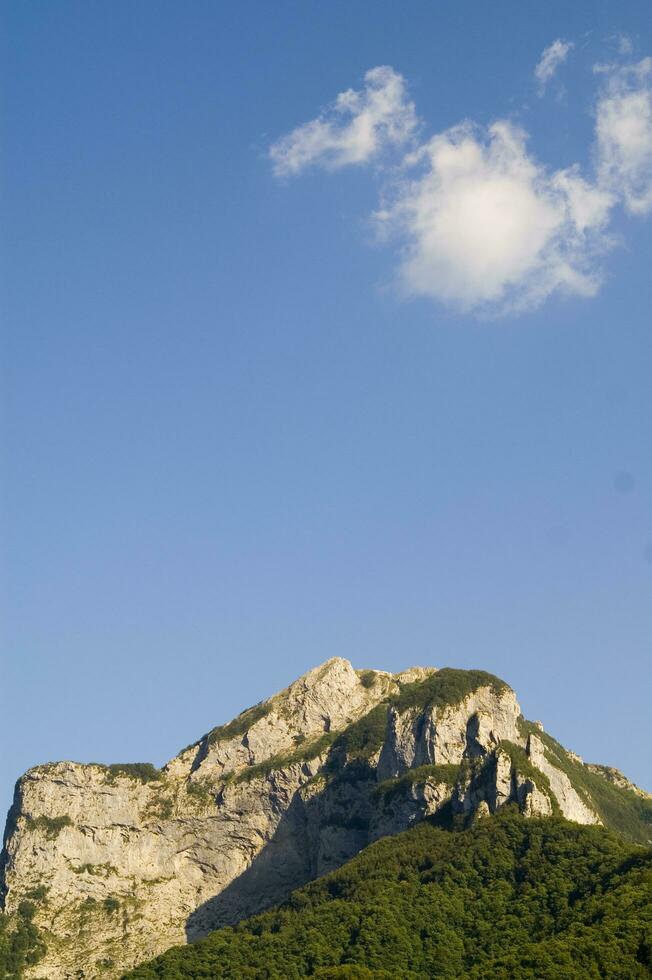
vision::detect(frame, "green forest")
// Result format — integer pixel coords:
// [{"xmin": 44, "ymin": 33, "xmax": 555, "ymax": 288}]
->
[{"xmin": 125, "ymin": 809, "xmax": 652, "ymax": 979}]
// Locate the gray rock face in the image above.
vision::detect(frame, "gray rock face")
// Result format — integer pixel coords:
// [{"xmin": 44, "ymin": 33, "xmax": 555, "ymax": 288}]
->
[
  {"xmin": 377, "ymin": 685, "xmax": 521, "ymax": 780},
  {"xmin": 525, "ymin": 734, "xmax": 599, "ymax": 824},
  {"xmin": 0, "ymin": 659, "xmax": 609, "ymax": 978},
  {"xmin": 369, "ymin": 776, "xmax": 457, "ymax": 842}
]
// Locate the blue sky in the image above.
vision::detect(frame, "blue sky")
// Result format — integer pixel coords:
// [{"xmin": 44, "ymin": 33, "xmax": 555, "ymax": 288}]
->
[{"xmin": 2, "ymin": 1, "xmax": 652, "ymax": 820}]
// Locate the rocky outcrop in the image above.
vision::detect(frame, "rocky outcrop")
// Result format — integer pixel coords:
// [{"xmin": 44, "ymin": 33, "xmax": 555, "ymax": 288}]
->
[
  {"xmin": 525, "ymin": 734, "xmax": 599, "ymax": 824},
  {"xmin": 377, "ymin": 684, "xmax": 521, "ymax": 780},
  {"xmin": 0, "ymin": 658, "xmax": 636, "ymax": 979},
  {"xmin": 585, "ymin": 763, "xmax": 651, "ymax": 798}
]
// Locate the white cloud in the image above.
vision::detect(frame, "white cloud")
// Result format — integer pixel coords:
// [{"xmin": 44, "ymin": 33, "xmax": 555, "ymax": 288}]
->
[
  {"xmin": 270, "ymin": 56, "xmax": 652, "ymax": 317},
  {"xmin": 376, "ymin": 123, "xmax": 612, "ymax": 313},
  {"xmin": 269, "ymin": 66, "xmax": 417, "ymax": 177},
  {"xmin": 551, "ymin": 166, "xmax": 614, "ymax": 231},
  {"xmin": 595, "ymin": 58, "xmax": 652, "ymax": 214},
  {"xmin": 534, "ymin": 39, "xmax": 574, "ymax": 95}
]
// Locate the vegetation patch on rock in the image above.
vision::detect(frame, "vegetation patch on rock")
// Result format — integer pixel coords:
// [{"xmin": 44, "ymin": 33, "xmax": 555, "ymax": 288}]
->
[
  {"xmin": 206, "ymin": 701, "xmax": 272, "ymax": 747},
  {"xmin": 230, "ymin": 732, "xmax": 337, "ymax": 786},
  {"xmin": 24, "ymin": 814, "xmax": 73, "ymax": 839},
  {"xmin": 0, "ymin": 901, "xmax": 45, "ymax": 979},
  {"xmin": 95, "ymin": 763, "xmax": 162, "ymax": 784},
  {"xmin": 375, "ymin": 764, "xmax": 461, "ymax": 803},
  {"xmin": 391, "ymin": 668, "xmax": 508, "ymax": 715}
]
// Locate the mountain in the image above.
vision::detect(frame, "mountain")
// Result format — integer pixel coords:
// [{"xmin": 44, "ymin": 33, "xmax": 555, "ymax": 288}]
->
[
  {"xmin": 1, "ymin": 658, "xmax": 651, "ymax": 978},
  {"xmin": 124, "ymin": 809, "xmax": 652, "ymax": 980}
]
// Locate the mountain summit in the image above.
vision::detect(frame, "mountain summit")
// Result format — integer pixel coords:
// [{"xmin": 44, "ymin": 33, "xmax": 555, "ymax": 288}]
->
[{"xmin": 1, "ymin": 659, "xmax": 650, "ymax": 978}]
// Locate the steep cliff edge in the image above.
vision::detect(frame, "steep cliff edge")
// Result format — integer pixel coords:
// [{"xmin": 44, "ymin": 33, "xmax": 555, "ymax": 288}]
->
[{"xmin": 1, "ymin": 658, "xmax": 650, "ymax": 979}]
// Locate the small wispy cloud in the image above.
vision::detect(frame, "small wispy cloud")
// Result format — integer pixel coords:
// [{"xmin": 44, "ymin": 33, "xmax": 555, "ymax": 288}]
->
[
  {"xmin": 534, "ymin": 39, "xmax": 574, "ymax": 96},
  {"xmin": 595, "ymin": 58, "xmax": 652, "ymax": 214},
  {"xmin": 269, "ymin": 66, "xmax": 417, "ymax": 177},
  {"xmin": 617, "ymin": 34, "xmax": 634, "ymax": 56},
  {"xmin": 269, "ymin": 50, "xmax": 652, "ymax": 318}
]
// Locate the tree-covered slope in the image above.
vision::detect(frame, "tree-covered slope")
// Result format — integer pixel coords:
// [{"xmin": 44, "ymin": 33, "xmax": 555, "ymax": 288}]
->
[{"xmin": 124, "ymin": 810, "xmax": 652, "ymax": 980}]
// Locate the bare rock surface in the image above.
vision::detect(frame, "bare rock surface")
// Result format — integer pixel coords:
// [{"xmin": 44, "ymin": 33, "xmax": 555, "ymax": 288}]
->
[{"xmin": 526, "ymin": 734, "xmax": 599, "ymax": 824}]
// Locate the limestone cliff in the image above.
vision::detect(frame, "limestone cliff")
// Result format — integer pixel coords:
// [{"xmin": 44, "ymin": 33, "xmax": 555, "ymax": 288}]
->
[{"xmin": 1, "ymin": 658, "xmax": 649, "ymax": 979}]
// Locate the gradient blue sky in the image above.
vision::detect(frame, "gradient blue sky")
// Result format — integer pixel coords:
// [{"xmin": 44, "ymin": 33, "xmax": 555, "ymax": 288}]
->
[{"xmin": 2, "ymin": 1, "xmax": 652, "ymax": 820}]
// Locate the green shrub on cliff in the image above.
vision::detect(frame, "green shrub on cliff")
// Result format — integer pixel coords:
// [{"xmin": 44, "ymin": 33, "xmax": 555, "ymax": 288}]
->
[{"xmin": 0, "ymin": 902, "xmax": 45, "ymax": 978}]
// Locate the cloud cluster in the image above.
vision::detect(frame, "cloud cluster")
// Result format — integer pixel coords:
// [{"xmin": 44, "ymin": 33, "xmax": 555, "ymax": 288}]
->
[
  {"xmin": 534, "ymin": 39, "xmax": 574, "ymax": 95},
  {"xmin": 269, "ymin": 66, "xmax": 417, "ymax": 177},
  {"xmin": 269, "ymin": 48, "xmax": 652, "ymax": 316}
]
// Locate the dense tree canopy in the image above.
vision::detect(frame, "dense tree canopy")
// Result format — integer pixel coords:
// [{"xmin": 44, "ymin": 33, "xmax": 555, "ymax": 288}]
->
[{"xmin": 124, "ymin": 810, "xmax": 652, "ymax": 979}]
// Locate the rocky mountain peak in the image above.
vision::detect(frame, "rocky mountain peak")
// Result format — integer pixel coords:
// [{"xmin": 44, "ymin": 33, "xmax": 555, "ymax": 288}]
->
[{"xmin": 270, "ymin": 655, "xmax": 386, "ymax": 731}]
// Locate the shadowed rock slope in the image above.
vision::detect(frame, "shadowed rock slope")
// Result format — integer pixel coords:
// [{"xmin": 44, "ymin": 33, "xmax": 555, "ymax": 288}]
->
[
  {"xmin": 1, "ymin": 659, "xmax": 650, "ymax": 978},
  {"xmin": 124, "ymin": 809, "xmax": 652, "ymax": 980}
]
